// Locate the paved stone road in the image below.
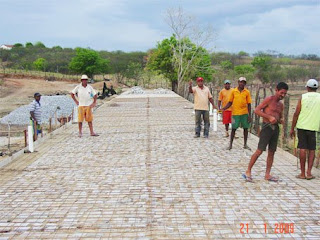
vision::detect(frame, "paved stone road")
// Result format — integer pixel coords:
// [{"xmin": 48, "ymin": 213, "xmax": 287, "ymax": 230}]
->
[{"xmin": 0, "ymin": 90, "xmax": 319, "ymax": 239}]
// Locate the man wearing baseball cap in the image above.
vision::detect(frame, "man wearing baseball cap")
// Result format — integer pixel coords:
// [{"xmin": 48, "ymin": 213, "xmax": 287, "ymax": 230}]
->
[
  {"xmin": 71, "ymin": 74, "xmax": 99, "ymax": 137},
  {"xmin": 189, "ymin": 77, "xmax": 217, "ymax": 138},
  {"xmin": 218, "ymin": 80, "xmax": 233, "ymax": 137},
  {"xmin": 222, "ymin": 77, "xmax": 252, "ymax": 150},
  {"xmin": 290, "ymin": 79, "xmax": 320, "ymax": 180}
]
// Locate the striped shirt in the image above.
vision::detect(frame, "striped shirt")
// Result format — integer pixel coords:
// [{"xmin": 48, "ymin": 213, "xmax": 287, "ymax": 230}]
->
[{"xmin": 29, "ymin": 100, "xmax": 42, "ymax": 124}]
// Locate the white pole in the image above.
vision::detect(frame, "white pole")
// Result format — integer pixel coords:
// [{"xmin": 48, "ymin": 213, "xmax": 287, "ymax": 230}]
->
[
  {"xmin": 28, "ymin": 126, "xmax": 34, "ymax": 152},
  {"xmin": 213, "ymin": 109, "xmax": 218, "ymax": 131},
  {"xmin": 217, "ymin": 111, "xmax": 222, "ymax": 121}
]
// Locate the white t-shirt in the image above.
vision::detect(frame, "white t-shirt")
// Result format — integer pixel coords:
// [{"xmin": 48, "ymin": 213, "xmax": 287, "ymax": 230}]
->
[{"xmin": 71, "ymin": 84, "xmax": 97, "ymax": 106}]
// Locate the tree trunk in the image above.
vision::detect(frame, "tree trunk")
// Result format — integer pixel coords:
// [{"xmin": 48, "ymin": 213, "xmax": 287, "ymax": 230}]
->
[{"xmin": 171, "ymin": 80, "xmax": 178, "ymax": 93}]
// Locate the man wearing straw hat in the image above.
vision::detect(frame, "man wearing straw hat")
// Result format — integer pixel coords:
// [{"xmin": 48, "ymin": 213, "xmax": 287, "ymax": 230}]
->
[
  {"xmin": 71, "ymin": 74, "xmax": 99, "ymax": 137},
  {"xmin": 290, "ymin": 79, "xmax": 320, "ymax": 180}
]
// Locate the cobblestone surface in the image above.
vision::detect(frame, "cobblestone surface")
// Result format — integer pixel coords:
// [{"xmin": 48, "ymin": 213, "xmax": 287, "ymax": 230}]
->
[{"xmin": 0, "ymin": 90, "xmax": 319, "ymax": 239}]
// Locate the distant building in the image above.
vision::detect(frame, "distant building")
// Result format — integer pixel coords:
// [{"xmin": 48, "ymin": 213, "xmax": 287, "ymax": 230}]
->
[{"xmin": 0, "ymin": 44, "xmax": 14, "ymax": 50}]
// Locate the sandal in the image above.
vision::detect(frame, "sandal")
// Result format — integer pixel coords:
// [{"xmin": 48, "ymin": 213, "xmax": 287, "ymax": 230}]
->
[
  {"xmin": 243, "ymin": 145, "xmax": 251, "ymax": 150},
  {"xmin": 306, "ymin": 175, "xmax": 315, "ymax": 180},
  {"xmin": 242, "ymin": 173, "xmax": 253, "ymax": 182},
  {"xmin": 266, "ymin": 176, "xmax": 279, "ymax": 182}
]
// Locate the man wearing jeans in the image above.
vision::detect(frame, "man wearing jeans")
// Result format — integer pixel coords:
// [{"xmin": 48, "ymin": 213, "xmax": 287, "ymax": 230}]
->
[{"xmin": 189, "ymin": 77, "xmax": 217, "ymax": 138}]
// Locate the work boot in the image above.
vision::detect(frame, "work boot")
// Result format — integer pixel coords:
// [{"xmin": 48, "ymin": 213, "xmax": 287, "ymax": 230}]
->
[{"xmin": 225, "ymin": 131, "xmax": 229, "ymax": 137}]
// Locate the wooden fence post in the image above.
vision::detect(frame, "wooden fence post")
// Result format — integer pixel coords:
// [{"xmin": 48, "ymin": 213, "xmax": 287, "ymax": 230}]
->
[{"xmin": 282, "ymin": 95, "xmax": 290, "ymax": 146}]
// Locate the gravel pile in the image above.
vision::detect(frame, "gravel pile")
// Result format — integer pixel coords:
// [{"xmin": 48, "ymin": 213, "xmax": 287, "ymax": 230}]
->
[
  {"xmin": 129, "ymin": 86, "xmax": 145, "ymax": 94},
  {"xmin": 0, "ymin": 95, "xmax": 76, "ymax": 125},
  {"xmin": 153, "ymin": 88, "xmax": 174, "ymax": 94},
  {"xmin": 129, "ymin": 87, "xmax": 174, "ymax": 95}
]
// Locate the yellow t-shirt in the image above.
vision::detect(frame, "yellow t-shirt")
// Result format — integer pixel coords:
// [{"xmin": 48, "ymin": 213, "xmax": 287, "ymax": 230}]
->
[
  {"xmin": 218, "ymin": 88, "xmax": 233, "ymax": 111},
  {"xmin": 229, "ymin": 88, "xmax": 252, "ymax": 115},
  {"xmin": 192, "ymin": 85, "xmax": 212, "ymax": 111}
]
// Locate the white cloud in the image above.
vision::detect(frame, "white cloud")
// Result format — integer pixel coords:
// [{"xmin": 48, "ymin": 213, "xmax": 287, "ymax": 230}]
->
[
  {"xmin": 216, "ymin": 4, "xmax": 320, "ymax": 54},
  {"xmin": 0, "ymin": 0, "xmax": 319, "ymax": 54}
]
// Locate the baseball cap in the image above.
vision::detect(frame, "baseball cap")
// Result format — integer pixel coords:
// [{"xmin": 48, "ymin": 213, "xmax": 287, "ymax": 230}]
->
[
  {"xmin": 34, "ymin": 92, "xmax": 41, "ymax": 97},
  {"xmin": 305, "ymin": 79, "xmax": 318, "ymax": 89},
  {"xmin": 81, "ymin": 74, "xmax": 89, "ymax": 80},
  {"xmin": 224, "ymin": 79, "xmax": 231, "ymax": 84},
  {"xmin": 239, "ymin": 77, "xmax": 246, "ymax": 82},
  {"xmin": 196, "ymin": 77, "xmax": 204, "ymax": 82}
]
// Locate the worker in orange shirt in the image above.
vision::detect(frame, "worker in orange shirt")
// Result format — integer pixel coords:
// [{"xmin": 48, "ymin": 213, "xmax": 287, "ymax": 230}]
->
[{"xmin": 218, "ymin": 80, "xmax": 233, "ymax": 137}]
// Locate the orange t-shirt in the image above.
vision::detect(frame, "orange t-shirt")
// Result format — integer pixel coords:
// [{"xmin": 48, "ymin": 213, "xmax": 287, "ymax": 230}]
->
[
  {"xmin": 228, "ymin": 88, "xmax": 252, "ymax": 115},
  {"xmin": 218, "ymin": 88, "xmax": 233, "ymax": 111}
]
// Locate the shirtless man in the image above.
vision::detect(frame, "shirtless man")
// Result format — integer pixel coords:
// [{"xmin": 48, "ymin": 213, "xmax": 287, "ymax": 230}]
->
[{"xmin": 243, "ymin": 82, "xmax": 288, "ymax": 182}]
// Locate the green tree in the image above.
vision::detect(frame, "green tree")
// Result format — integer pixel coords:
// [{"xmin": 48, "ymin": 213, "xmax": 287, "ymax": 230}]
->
[
  {"xmin": 234, "ymin": 64, "xmax": 255, "ymax": 75},
  {"xmin": 146, "ymin": 36, "xmax": 176, "ymax": 83},
  {"xmin": 14, "ymin": 43, "xmax": 23, "ymax": 48},
  {"xmin": 238, "ymin": 51, "xmax": 249, "ymax": 58},
  {"xmin": 69, "ymin": 48, "xmax": 110, "ymax": 78},
  {"xmin": 124, "ymin": 62, "xmax": 143, "ymax": 86},
  {"xmin": 147, "ymin": 35, "xmax": 213, "ymax": 92},
  {"xmin": 165, "ymin": 7, "xmax": 215, "ymax": 93},
  {"xmin": 33, "ymin": 58, "xmax": 48, "ymax": 71},
  {"xmin": 220, "ymin": 60, "xmax": 233, "ymax": 71},
  {"xmin": 52, "ymin": 46, "xmax": 63, "ymax": 50},
  {"xmin": 268, "ymin": 65, "xmax": 287, "ymax": 83},
  {"xmin": 25, "ymin": 42, "xmax": 33, "ymax": 48},
  {"xmin": 251, "ymin": 56, "xmax": 273, "ymax": 83},
  {"xmin": 34, "ymin": 41, "xmax": 46, "ymax": 48}
]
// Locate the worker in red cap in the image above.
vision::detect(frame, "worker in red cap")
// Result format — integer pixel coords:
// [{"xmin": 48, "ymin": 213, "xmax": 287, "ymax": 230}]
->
[{"xmin": 189, "ymin": 77, "xmax": 217, "ymax": 138}]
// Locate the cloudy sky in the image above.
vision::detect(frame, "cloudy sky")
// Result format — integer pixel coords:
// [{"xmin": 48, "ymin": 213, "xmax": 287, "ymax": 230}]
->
[{"xmin": 1, "ymin": 0, "xmax": 319, "ymax": 55}]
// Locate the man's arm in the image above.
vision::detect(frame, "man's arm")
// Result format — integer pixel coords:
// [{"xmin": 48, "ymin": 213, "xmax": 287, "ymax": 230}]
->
[
  {"xmin": 90, "ymin": 94, "xmax": 97, "ymax": 108},
  {"xmin": 279, "ymin": 104, "xmax": 284, "ymax": 124},
  {"xmin": 222, "ymin": 102, "xmax": 232, "ymax": 111},
  {"xmin": 290, "ymin": 98, "xmax": 302, "ymax": 138},
  {"xmin": 247, "ymin": 103, "xmax": 252, "ymax": 122},
  {"xmin": 71, "ymin": 93, "xmax": 79, "ymax": 105},
  {"xmin": 30, "ymin": 111, "xmax": 37, "ymax": 122},
  {"xmin": 209, "ymin": 98, "xmax": 217, "ymax": 109},
  {"xmin": 29, "ymin": 102, "xmax": 38, "ymax": 122},
  {"xmin": 253, "ymin": 97, "xmax": 276, "ymax": 124},
  {"xmin": 218, "ymin": 100, "xmax": 222, "ymax": 110}
]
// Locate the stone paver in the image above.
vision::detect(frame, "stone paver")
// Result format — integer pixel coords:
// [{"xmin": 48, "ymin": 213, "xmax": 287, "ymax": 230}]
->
[{"xmin": 0, "ymin": 90, "xmax": 319, "ymax": 239}]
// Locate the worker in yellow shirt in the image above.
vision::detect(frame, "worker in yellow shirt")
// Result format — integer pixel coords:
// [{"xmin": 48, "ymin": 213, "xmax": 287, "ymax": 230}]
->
[{"xmin": 222, "ymin": 77, "xmax": 252, "ymax": 150}]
